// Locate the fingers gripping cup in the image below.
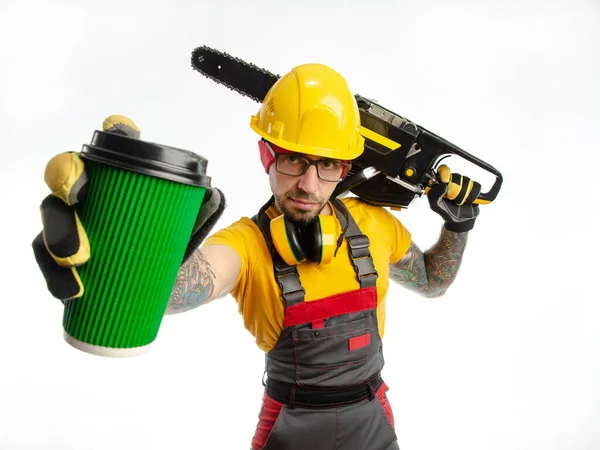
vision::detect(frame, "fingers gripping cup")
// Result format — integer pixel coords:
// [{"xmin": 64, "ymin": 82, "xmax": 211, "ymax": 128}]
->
[{"xmin": 62, "ymin": 130, "xmax": 210, "ymax": 357}]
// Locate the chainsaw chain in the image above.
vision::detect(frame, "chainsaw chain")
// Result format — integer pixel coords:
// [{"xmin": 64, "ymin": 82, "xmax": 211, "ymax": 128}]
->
[{"xmin": 191, "ymin": 45, "xmax": 279, "ymax": 103}]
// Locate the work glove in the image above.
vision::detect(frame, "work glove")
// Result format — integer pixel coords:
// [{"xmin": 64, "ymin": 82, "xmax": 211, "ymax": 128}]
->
[
  {"xmin": 32, "ymin": 115, "xmax": 226, "ymax": 302},
  {"xmin": 427, "ymin": 164, "xmax": 480, "ymax": 232}
]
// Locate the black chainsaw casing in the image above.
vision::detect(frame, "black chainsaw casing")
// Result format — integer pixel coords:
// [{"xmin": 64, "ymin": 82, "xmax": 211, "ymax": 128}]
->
[
  {"xmin": 333, "ymin": 95, "xmax": 503, "ymax": 209},
  {"xmin": 191, "ymin": 46, "xmax": 503, "ymax": 209}
]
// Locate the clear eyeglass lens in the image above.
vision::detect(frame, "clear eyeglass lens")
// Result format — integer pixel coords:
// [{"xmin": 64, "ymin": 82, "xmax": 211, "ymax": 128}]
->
[{"xmin": 276, "ymin": 155, "xmax": 344, "ymax": 181}]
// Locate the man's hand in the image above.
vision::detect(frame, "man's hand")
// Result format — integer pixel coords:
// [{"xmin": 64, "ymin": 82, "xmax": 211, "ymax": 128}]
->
[
  {"xmin": 427, "ymin": 164, "xmax": 481, "ymax": 233},
  {"xmin": 31, "ymin": 115, "xmax": 141, "ymax": 301},
  {"xmin": 32, "ymin": 115, "xmax": 226, "ymax": 302}
]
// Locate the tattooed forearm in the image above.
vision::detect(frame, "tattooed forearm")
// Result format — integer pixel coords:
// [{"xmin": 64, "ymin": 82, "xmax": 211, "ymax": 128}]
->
[
  {"xmin": 165, "ymin": 250, "xmax": 217, "ymax": 315},
  {"xmin": 389, "ymin": 227, "xmax": 468, "ymax": 297}
]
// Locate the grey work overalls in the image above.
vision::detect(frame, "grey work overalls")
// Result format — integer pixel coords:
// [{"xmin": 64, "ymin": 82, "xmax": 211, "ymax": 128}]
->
[{"xmin": 250, "ymin": 198, "xmax": 400, "ymax": 450}]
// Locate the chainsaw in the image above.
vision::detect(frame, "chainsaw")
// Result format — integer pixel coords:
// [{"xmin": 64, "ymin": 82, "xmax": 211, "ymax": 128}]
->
[{"xmin": 190, "ymin": 46, "xmax": 503, "ymax": 209}]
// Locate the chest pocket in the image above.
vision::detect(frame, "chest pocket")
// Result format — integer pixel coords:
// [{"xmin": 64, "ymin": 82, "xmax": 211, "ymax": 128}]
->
[{"xmin": 291, "ymin": 315, "xmax": 376, "ymax": 387}]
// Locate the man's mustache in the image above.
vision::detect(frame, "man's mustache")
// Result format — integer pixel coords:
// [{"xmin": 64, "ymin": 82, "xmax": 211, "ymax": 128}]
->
[{"xmin": 286, "ymin": 189, "xmax": 321, "ymax": 203}]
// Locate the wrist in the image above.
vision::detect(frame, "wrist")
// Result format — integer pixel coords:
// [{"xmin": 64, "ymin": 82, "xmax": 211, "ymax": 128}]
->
[{"xmin": 443, "ymin": 219, "xmax": 475, "ymax": 233}]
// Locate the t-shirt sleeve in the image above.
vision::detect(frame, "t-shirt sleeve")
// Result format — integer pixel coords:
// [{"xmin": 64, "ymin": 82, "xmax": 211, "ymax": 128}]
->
[
  {"xmin": 377, "ymin": 207, "xmax": 412, "ymax": 264},
  {"xmin": 202, "ymin": 220, "xmax": 251, "ymax": 295}
]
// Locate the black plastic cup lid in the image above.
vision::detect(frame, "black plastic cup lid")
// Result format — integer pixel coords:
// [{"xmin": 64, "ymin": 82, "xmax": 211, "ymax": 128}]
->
[{"xmin": 80, "ymin": 130, "xmax": 211, "ymax": 188}]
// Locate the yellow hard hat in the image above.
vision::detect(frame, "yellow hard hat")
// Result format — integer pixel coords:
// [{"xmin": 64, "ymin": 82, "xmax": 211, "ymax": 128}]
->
[{"xmin": 250, "ymin": 63, "xmax": 364, "ymax": 160}]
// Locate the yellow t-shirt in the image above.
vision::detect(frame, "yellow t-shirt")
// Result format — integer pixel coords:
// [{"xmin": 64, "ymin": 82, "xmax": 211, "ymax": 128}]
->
[{"xmin": 203, "ymin": 197, "xmax": 411, "ymax": 353}]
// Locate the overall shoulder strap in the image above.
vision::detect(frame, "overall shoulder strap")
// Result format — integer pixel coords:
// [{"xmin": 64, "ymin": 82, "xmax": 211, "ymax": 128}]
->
[
  {"xmin": 252, "ymin": 197, "xmax": 306, "ymax": 307},
  {"xmin": 331, "ymin": 198, "xmax": 379, "ymax": 289},
  {"xmin": 251, "ymin": 197, "xmax": 380, "ymax": 306}
]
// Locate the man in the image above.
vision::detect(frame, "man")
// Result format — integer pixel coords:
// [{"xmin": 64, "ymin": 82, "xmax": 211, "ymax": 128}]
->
[{"xmin": 34, "ymin": 64, "xmax": 480, "ymax": 450}]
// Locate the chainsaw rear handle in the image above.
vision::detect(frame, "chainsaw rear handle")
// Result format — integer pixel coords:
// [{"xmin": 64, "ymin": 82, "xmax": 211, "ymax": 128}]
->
[
  {"xmin": 424, "ymin": 186, "xmax": 491, "ymax": 205},
  {"xmin": 419, "ymin": 128, "xmax": 503, "ymax": 204}
]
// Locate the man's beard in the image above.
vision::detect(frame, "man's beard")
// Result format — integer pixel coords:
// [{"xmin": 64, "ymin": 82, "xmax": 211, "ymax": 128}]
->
[{"xmin": 274, "ymin": 189, "xmax": 325, "ymax": 225}]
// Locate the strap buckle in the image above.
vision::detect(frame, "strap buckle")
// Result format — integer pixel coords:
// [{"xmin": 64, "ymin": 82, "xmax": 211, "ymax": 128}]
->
[
  {"xmin": 262, "ymin": 371, "xmax": 268, "ymax": 387},
  {"xmin": 346, "ymin": 235, "xmax": 371, "ymax": 259}
]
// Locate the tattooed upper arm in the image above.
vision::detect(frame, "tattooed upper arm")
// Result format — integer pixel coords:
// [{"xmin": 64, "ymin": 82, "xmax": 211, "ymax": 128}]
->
[
  {"xmin": 389, "ymin": 241, "xmax": 432, "ymax": 296},
  {"xmin": 165, "ymin": 244, "xmax": 241, "ymax": 315},
  {"xmin": 389, "ymin": 229, "xmax": 469, "ymax": 298}
]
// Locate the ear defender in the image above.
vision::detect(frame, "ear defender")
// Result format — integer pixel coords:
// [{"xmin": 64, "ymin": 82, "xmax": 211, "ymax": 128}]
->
[
  {"xmin": 258, "ymin": 139, "xmax": 276, "ymax": 174},
  {"xmin": 270, "ymin": 214, "xmax": 337, "ymax": 265},
  {"xmin": 258, "ymin": 139, "xmax": 295, "ymax": 174}
]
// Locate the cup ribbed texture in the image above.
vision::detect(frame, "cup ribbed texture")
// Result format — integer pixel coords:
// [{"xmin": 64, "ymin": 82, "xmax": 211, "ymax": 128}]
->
[{"xmin": 63, "ymin": 161, "xmax": 206, "ymax": 349}]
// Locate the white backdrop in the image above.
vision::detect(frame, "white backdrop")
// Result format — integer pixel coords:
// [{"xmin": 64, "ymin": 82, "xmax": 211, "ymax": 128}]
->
[{"xmin": 1, "ymin": 0, "xmax": 598, "ymax": 449}]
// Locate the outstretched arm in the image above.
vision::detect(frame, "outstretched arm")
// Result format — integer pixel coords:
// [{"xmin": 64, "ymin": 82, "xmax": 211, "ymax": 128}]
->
[
  {"xmin": 389, "ymin": 228, "xmax": 468, "ymax": 298},
  {"xmin": 165, "ymin": 244, "xmax": 241, "ymax": 314}
]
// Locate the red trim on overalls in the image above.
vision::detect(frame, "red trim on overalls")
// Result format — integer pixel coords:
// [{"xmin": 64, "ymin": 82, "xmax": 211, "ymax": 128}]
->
[
  {"xmin": 376, "ymin": 382, "xmax": 396, "ymax": 429},
  {"xmin": 284, "ymin": 286, "xmax": 377, "ymax": 328},
  {"xmin": 251, "ymin": 391, "xmax": 284, "ymax": 450}
]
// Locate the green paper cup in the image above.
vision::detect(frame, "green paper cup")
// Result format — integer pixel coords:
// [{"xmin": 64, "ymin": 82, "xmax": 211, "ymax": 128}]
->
[{"xmin": 62, "ymin": 130, "xmax": 210, "ymax": 357}]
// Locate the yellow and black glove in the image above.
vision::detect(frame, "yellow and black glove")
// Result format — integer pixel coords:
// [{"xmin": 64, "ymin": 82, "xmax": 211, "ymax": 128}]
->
[
  {"xmin": 427, "ymin": 164, "xmax": 480, "ymax": 232},
  {"xmin": 31, "ymin": 115, "xmax": 226, "ymax": 301}
]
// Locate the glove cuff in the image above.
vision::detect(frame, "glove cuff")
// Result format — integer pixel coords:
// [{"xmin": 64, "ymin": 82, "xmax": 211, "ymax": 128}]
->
[
  {"xmin": 444, "ymin": 218, "xmax": 476, "ymax": 233},
  {"xmin": 182, "ymin": 188, "xmax": 226, "ymax": 263}
]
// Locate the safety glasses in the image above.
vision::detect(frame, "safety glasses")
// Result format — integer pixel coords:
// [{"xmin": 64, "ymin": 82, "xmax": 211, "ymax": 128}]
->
[{"xmin": 275, "ymin": 153, "xmax": 351, "ymax": 182}]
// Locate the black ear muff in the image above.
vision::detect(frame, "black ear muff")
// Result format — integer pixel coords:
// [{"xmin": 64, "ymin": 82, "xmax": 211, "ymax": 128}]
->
[
  {"xmin": 304, "ymin": 219, "xmax": 322, "ymax": 263},
  {"xmin": 284, "ymin": 216, "xmax": 308, "ymax": 263}
]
